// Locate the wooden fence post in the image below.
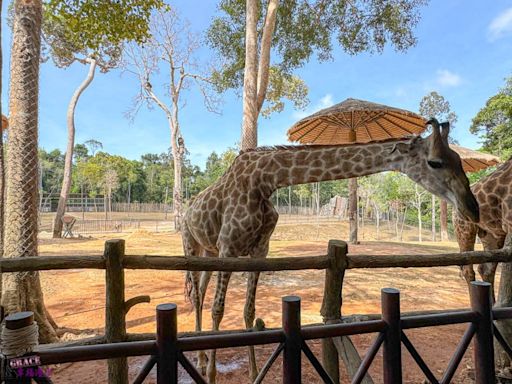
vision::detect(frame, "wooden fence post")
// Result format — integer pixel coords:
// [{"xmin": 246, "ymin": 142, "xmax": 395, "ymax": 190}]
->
[
  {"xmin": 381, "ymin": 288, "xmax": 402, "ymax": 384},
  {"xmin": 283, "ymin": 296, "xmax": 301, "ymax": 384},
  {"xmin": 105, "ymin": 239, "xmax": 128, "ymax": 384},
  {"xmin": 320, "ymin": 240, "xmax": 346, "ymax": 383},
  {"xmin": 156, "ymin": 303, "xmax": 178, "ymax": 384},
  {"xmin": 470, "ymin": 281, "xmax": 495, "ymax": 384}
]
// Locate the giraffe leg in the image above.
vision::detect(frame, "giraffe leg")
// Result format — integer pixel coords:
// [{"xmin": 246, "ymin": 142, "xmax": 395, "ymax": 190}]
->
[
  {"xmin": 478, "ymin": 233, "xmax": 505, "ymax": 303},
  {"xmin": 244, "ymin": 200, "xmax": 278, "ymax": 381},
  {"xmin": 244, "ymin": 271, "xmax": 260, "ymax": 381},
  {"xmin": 207, "ymin": 271, "xmax": 232, "ymax": 384},
  {"xmin": 181, "ymin": 225, "xmax": 208, "ymax": 374},
  {"xmin": 197, "ymin": 271, "xmax": 213, "ymax": 373}
]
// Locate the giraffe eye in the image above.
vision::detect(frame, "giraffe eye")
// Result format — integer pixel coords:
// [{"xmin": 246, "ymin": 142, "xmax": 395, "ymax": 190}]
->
[{"xmin": 428, "ymin": 160, "xmax": 443, "ymax": 169}]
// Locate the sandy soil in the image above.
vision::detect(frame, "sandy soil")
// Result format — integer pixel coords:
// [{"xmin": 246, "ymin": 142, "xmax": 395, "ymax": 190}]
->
[{"xmin": 34, "ymin": 223, "xmax": 483, "ymax": 383}]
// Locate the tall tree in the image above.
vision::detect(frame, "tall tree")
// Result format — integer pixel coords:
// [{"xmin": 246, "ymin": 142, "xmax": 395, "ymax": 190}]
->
[
  {"xmin": 470, "ymin": 77, "xmax": 512, "ymax": 160},
  {"xmin": 0, "ymin": 0, "xmax": 4, "ymax": 303},
  {"xmin": 2, "ymin": 0, "xmax": 56, "ymax": 342},
  {"xmin": 419, "ymin": 91, "xmax": 458, "ymax": 241},
  {"xmin": 124, "ymin": 7, "xmax": 220, "ymax": 229},
  {"xmin": 208, "ymin": 0, "xmax": 428, "ymax": 150},
  {"xmin": 46, "ymin": 0, "xmax": 165, "ymax": 238}
]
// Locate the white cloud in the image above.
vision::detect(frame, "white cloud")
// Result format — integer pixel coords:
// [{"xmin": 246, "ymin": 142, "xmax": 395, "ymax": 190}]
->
[
  {"xmin": 292, "ymin": 93, "xmax": 334, "ymax": 120},
  {"xmin": 436, "ymin": 69, "xmax": 462, "ymax": 87},
  {"xmin": 488, "ymin": 7, "xmax": 512, "ymax": 41}
]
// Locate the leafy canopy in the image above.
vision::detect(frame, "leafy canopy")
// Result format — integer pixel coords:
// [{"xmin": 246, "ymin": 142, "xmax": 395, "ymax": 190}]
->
[
  {"xmin": 43, "ymin": 0, "xmax": 166, "ymax": 69},
  {"xmin": 208, "ymin": 0, "xmax": 427, "ymax": 114},
  {"xmin": 470, "ymin": 77, "xmax": 512, "ymax": 160}
]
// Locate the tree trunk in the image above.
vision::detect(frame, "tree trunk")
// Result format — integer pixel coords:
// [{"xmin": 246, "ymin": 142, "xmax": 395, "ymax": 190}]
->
[
  {"xmin": 256, "ymin": 0, "xmax": 279, "ymax": 113},
  {"xmin": 170, "ymin": 113, "xmax": 183, "ymax": 230},
  {"xmin": 52, "ymin": 58, "xmax": 97, "ymax": 238},
  {"xmin": 241, "ymin": 0, "xmax": 259, "ymax": 150},
  {"xmin": 2, "ymin": 0, "xmax": 56, "ymax": 343},
  {"xmin": 348, "ymin": 178, "xmax": 358, "ymax": 244},
  {"xmin": 417, "ymin": 202, "xmax": 422, "ymax": 242},
  {"xmin": 0, "ymin": 0, "xmax": 4, "ymax": 302},
  {"xmin": 431, "ymin": 194, "xmax": 436, "ymax": 242},
  {"xmin": 440, "ymin": 199, "xmax": 448, "ymax": 241},
  {"xmin": 374, "ymin": 203, "xmax": 380, "ymax": 241}
]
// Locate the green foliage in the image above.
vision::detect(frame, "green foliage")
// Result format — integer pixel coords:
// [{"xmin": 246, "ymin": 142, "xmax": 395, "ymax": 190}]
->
[
  {"xmin": 261, "ymin": 67, "xmax": 309, "ymax": 117},
  {"xmin": 195, "ymin": 148, "xmax": 238, "ymax": 190},
  {"xmin": 43, "ymin": 0, "xmax": 166, "ymax": 68},
  {"xmin": 470, "ymin": 77, "xmax": 512, "ymax": 159},
  {"xmin": 40, "ymin": 149, "xmax": 65, "ymax": 194},
  {"xmin": 208, "ymin": 0, "xmax": 427, "ymax": 114},
  {"xmin": 419, "ymin": 91, "xmax": 458, "ymax": 125},
  {"xmin": 418, "ymin": 91, "xmax": 458, "ymax": 143}
]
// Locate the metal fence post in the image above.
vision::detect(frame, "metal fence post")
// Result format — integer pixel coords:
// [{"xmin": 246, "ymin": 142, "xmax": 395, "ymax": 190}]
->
[
  {"xmin": 381, "ymin": 288, "xmax": 402, "ymax": 384},
  {"xmin": 283, "ymin": 296, "xmax": 301, "ymax": 384},
  {"xmin": 156, "ymin": 303, "xmax": 178, "ymax": 384},
  {"xmin": 470, "ymin": 281, "xmax": 495, "ymax": 384}
]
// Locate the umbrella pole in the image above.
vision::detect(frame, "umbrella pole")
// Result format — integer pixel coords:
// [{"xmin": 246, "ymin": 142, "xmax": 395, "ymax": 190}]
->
[{"xmin": 348, "ymin": 129, "xmax": 358, "ymax": 244}]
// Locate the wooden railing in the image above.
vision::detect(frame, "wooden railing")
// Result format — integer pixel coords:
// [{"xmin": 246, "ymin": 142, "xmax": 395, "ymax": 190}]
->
[
  {"xmin": 1, "ymin": 240, "xmax": 512, "ymax": 383},
  {"xmin": 26, "ymin": 281, "xmax": 511, "ymax": 384}
]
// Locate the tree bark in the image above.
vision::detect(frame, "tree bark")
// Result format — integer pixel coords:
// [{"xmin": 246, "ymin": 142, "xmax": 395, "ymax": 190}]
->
[
  {"xmin": 2, "ymin": 0, "xmax": 57, "ymax": 343},
  {"xmin": 256, "ymin": 0, "xmax": 279, "ymax": 113},
  {"xmin": 348, "ymin": 178, "xmax": 358, "ymax": 244},
  {"xmin": 0, "ymin": 0, "xmax": 4, "ymax": 303},
  {"xmin": 431, "ymin": 194, "xmax": 436, "ymax": 242},
  {"xmin": 241, "ymin": 0, "xmax": 259, "ymax": 150},
  {"xmin": 52, "ymin": 58, "xmax": 97, "ymax": 238},
  {"xmin": 440, "ymin": 199, "xmax": 448, "ymax": 241},
  {"xmin": 171, "ymin": 113, "xmax": 184, "ymax": 229}
]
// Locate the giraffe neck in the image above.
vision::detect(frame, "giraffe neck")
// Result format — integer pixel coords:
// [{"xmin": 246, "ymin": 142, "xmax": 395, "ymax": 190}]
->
[{"xmin": 268, "ymin": 139, "xmax": 411, "ymax": 190}]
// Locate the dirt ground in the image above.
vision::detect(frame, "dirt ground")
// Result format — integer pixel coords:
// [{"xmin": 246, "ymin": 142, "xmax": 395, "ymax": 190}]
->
[{"xmin": 34, "ymin": 222, "xmax": 484, "ymax": 383}]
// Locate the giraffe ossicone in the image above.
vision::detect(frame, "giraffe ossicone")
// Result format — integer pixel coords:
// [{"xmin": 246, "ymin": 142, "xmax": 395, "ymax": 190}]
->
[{"xmin": 182, "ymin": 118, "xmax": 479, "ymax": 383}]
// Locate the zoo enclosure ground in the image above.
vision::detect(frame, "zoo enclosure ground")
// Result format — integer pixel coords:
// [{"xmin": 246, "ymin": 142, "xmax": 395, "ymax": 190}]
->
[{"xmin": 36, "ymin": 222, "xmax": 481, "ymax": 383}]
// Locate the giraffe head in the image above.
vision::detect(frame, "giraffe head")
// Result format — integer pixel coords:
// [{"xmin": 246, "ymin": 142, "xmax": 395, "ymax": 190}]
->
[{"xmin": 396, "ymin": 118, "xmax": 479, "ymax": 222}]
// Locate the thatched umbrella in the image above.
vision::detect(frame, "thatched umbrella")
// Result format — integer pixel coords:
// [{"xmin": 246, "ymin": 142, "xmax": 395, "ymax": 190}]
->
[
  {"xmin": 450, "ymin": 144, "xmax": 500, "ymax": 173},
  {"xmin": 288, "ymin": 97, "xmax": 427, "ymax": 144},
  {"xmin": 436, "ymin": 145, "xmax": 500, "ymax": 241},
  {"xmin": 287, "ymin": 98, "xmax": 427, "ymax": 244}
]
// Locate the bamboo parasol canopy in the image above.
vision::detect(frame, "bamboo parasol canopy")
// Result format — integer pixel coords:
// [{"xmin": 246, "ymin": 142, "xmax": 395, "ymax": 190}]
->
[
  {"xmin": 450, "ymin": 144, "xmax": 500, "ymax": 173},
  {"xmin": 287, "ymin": 98, "xmax": 427, "ymax": 144},
  {"xmin": 1, "ymin": 114, "xmax": 8, "ymax": 131}
]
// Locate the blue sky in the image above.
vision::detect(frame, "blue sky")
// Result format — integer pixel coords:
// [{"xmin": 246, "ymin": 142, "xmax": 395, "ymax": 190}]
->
[{"xmin": 2, "ymin": 1, "xmax": 512, "ymax": 169}]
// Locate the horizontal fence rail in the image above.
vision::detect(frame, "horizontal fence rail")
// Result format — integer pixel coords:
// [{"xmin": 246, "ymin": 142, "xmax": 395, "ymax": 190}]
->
[
  {"xmin": 1, "ymin": 247, "xmax": 511, "ymax": 273},
  {"xmin": 2, "ymin": 240, "xmax": 512, "ymax": 384}
]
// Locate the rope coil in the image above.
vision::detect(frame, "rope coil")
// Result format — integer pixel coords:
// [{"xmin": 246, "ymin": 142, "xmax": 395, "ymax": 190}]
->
[{"xmin": 0, "ymin": 322, "xmax": 39, "ymax": 358}]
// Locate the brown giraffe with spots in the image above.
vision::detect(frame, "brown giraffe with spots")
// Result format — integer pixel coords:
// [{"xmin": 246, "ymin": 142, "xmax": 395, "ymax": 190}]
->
[
  {"xmin": 183, "ymin": 119, "xmax": 479, "ymax": 383},
  {"xmin": 454, "ymin": 156, "xmax": 512, "ymax": 300}
]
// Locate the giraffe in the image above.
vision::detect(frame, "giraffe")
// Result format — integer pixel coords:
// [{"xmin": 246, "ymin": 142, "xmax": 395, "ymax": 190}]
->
[
  {"xmin": 183, "ymin": 119, "xmax": 479, "ymax": 383},
  {"xmin": 454, "ymin": 157, "xmax": 512, "ymax": 300}
]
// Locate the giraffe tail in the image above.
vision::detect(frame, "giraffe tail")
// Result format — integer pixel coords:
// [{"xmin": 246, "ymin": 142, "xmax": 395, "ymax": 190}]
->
[{"xmin": 184, "ymin": 271, "xmax": 193, "ymax": 303}]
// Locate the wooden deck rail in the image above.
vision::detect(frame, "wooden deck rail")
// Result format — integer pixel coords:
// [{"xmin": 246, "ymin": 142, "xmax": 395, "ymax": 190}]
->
[
  {"xmin": 27, "ymin": 282, "xmax": 507, "ymax": 384},
  {"xmin": 0, "ymin": 247, "xmax": 511, "ymax": 273},
  {"xmin": 2, "ymin": 240, "xmax": 512, "ymax": 383}
]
